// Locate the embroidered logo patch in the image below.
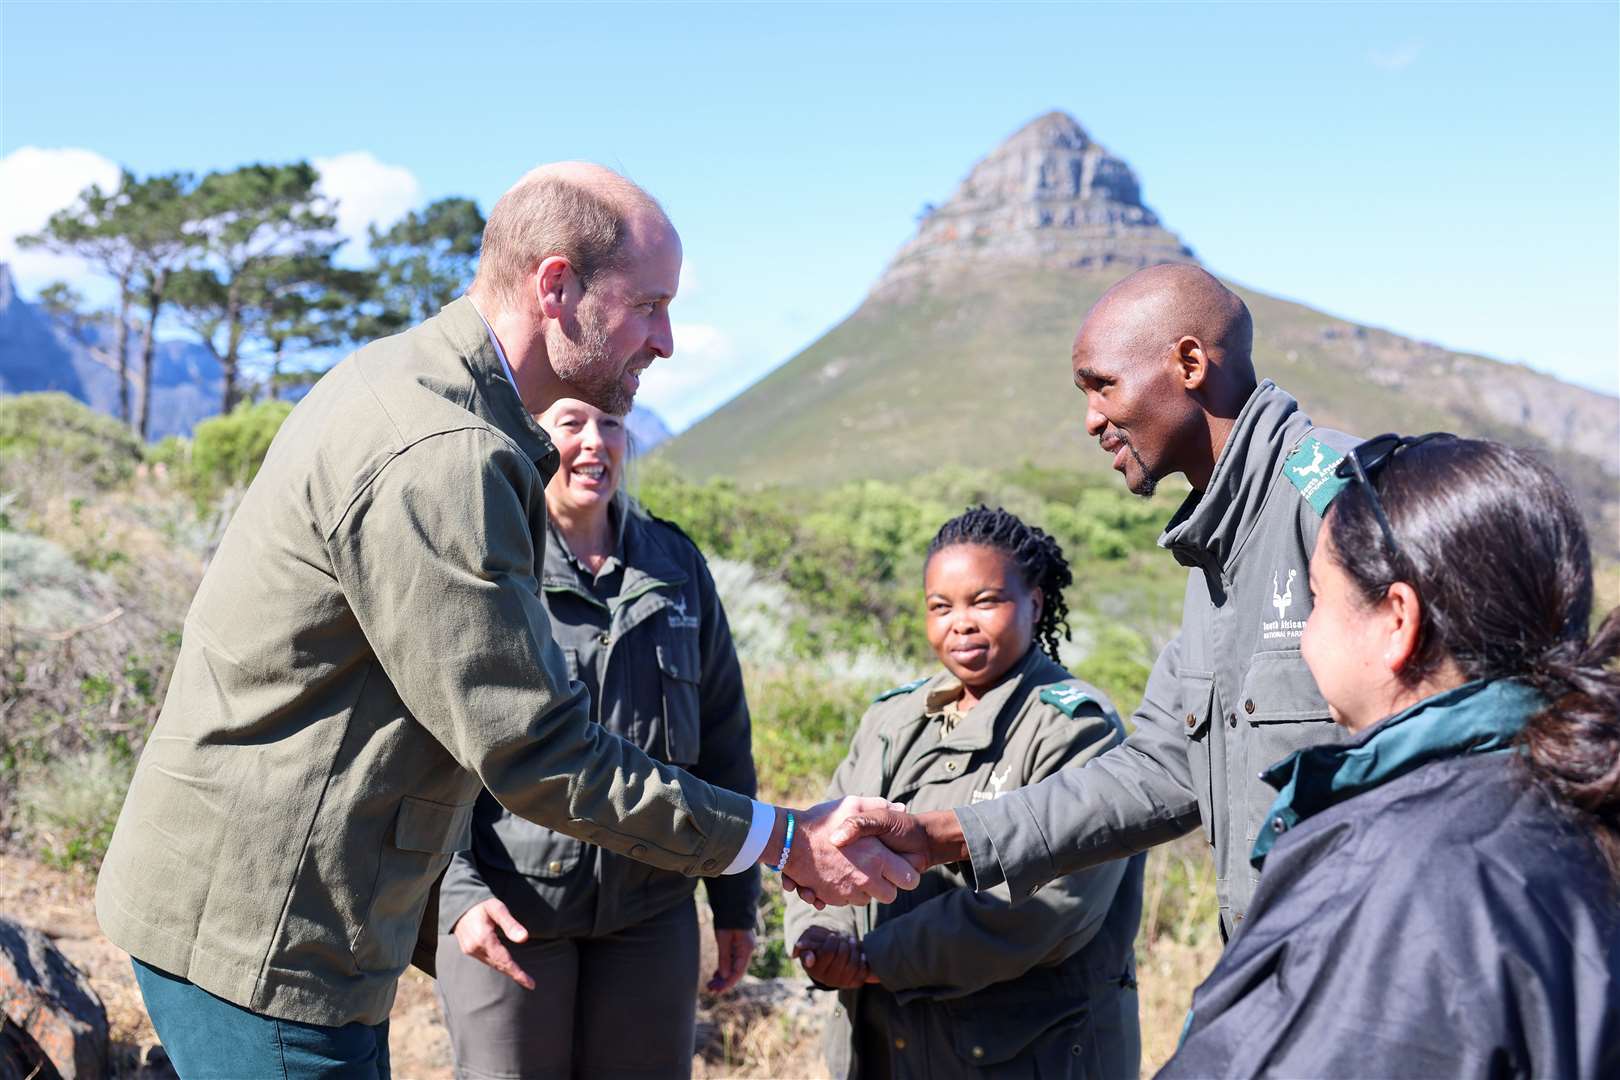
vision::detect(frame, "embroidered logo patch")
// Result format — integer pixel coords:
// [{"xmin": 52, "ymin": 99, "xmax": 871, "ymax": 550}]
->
[
  {"xmin": 666, "ymin": 595, "xmax": 700, "ymax": 630},
  {"xmin": 1283, "ymin": 436, "xmax": 1349, "ymax": 516},
  {"xmin": 1261, "ymin": 567, "xmax": 1307, "ymax": 641},
  {"xmin": 970, "ymin": 767, "xmax": 1012, "ymax": 803}
]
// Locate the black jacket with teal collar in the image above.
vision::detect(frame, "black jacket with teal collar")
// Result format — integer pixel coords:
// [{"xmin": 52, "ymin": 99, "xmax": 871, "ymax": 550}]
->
[
  {"xmin": 439, "ymin": 498, "xmax": 760, "ymax": 937},
  {"xmin": 957, "ymin": 381, "xmax": 1357, "ymax": 935},
  {"xmin": 1163, "ymin": 680, "xmax": 1620, "ymax": 1078}
]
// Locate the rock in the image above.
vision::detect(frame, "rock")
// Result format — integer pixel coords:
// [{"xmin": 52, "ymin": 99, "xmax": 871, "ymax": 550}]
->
[{"xmin": 0, "ymin": 918, "xmax": 107, "ymax": 1080}]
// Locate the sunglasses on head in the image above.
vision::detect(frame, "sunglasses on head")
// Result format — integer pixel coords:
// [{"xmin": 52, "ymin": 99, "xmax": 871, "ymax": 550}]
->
[{"xmin": 1334, "ymin": 432, "xmax": 1456, "ymax": 562}]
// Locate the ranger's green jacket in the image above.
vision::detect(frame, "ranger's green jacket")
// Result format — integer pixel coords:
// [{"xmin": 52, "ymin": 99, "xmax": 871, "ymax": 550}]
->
[
  {"xmin": 957, "ymin": 382, "xmax": 1357, "ymax": 937},
  {"xmin": 95, "ymin": 299, "xmax": 753, "ymax": 1027},
  {"xmin": 438, "ymin": 499, "xmax": 760, "ymax": 938},
  {"xmin": 786, "ymin": 649, "xmax": 1143, "ymax": 1080}
]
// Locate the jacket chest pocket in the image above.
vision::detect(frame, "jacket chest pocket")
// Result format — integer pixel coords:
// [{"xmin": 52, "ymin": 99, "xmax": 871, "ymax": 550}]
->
[
  {"xmin": 1180, "ymin": 671, "xmax": 1216, "ymax": 845},
  {"xmin": 656, "ymin": 635, "xmax": 702, "ymax": 765},
  {"xmin": 352, "ymin": 796, "xmax": 475, "ymax": 973},
  {"xmin": 1238, "ymin": 650, "xmax": 1337, "ymax": 842}
]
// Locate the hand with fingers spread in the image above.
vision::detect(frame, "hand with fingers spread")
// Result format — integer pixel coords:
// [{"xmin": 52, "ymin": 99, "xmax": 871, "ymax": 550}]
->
[
  {"xmin": 707, "ymin": 927, "xmax": 756, "ymax": 994},
  {"xmin": 791, "ymin": 926, "xmax": 874, "ymax": 990},
  {"xmin": 765, "ymin": 796, "xmax": 928, "ymax": 908},
  {"xmin": 452, "ymin": 897, "xmax": 535, "ymax": 990}
]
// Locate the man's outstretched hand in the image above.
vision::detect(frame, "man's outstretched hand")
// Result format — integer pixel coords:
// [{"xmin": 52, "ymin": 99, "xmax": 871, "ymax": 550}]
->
[
  {"xmin": 781, "ymin": 806, "xmax": 969, "ymax": 908},
  {"xmin": 764, "ymin": 797, "xmax": 926, "ymax": 908}
]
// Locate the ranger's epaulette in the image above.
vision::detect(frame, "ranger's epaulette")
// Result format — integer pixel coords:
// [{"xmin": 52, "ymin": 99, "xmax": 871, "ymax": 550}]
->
[
  {"xmin": 1039, "ymin": 683, "xmax": 1096, "ymax": 718},
  {"xmin": 1282, "ymin": 434, "xmax": 1350, "ymax": 516},
  {"xmin": 873, "ymin": 677, "xmax": 929, "ymax": 704}
]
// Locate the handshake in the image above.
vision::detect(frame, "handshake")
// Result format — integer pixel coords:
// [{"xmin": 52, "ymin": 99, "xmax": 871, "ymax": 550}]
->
[{"xmin": 762, "ymin": 797, "xmax": 969, "ymax": 908}]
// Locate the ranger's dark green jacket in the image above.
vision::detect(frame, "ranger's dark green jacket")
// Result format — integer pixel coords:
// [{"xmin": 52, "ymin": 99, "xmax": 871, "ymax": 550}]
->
[
  {"xmin": 439, "ymin": 498, "xmax": 760, "ymax": 937},
  {"xmin": 1164, "ymin": 679, "xmax": 1620, "ymax": 1078},
  {"xmin": 95, "ymin": 299, "xmax": 753, "ymax": 1027},
  {"xmin": 956, "ymin": 382, "xmax": 1358, "ymax": 936},
  {"xmin": 786, "ymin": 649, "xmax": 1143, "ymax": 1080}
]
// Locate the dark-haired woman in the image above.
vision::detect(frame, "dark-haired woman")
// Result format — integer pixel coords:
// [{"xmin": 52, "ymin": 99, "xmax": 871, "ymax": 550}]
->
[
  {"xmin": 785, "ymin": 507, "xmax": 1144, "ymax": 1080},
  {"xmin": 1163, "ymin": 435, "xmax": 1620, "ymax": 1079}
]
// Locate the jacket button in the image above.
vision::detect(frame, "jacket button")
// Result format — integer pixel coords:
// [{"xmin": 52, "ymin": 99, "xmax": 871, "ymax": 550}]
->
[
  {"xmin": 598, "ymin": 631, "xmax": 610, "ymax": 645},
  {"xmin": 630, "ymin": 844, "xmax": 648, "ymax": 857},
  {"xmin": 945, "ymin": 761, "xmax": 957, "ymax": 772},
  {"xmin": 1184, "ymin": 713, "xmax": 1197, "ymax": 728},
  {"xmin": 701, "ymin": 858, "xmax": 717, "ymax": 871},
  {"xmin": 546, "ymin": 859, "xmax": 563, "ymax": 874},
  {"xmin": 1227, "ymin": 712, "xmax": 1237, "ymax": 728},
  {"xmin": 894, "ymin": 1037, "xmax": 907, "ymax": 1051},
  {"xmin": 971, "ymin": 1046, "xmax": 985, "ymax": 1059},
  {"xmin": 1271, "ymin": 818, "xmax": 1287, "ymax": 834},
  {"xmin": 1072, "ymin": 1045, "xmax": 1083, "ymax": 1056},
  {"xmin": 1244, "ymin": 699, "xmax": 1256, "ymax": 714}
]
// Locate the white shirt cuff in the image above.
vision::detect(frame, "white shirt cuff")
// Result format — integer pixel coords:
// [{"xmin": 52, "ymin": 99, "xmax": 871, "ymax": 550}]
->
[{"xmin": 722, "ymin": 799, "xmax": 775, "ymax": 874}]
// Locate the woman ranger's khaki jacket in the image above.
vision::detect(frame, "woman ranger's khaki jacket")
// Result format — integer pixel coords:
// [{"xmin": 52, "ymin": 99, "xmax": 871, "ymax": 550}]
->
[{"xmin": 786, "ymin": 649, "xmax": 1145, "ymax": 1080}]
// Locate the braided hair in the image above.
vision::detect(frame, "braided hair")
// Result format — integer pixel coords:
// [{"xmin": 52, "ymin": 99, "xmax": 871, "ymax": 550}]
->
[{"xmin": 925, "ymin": 506, "xmax": 1073, "ymax": 663}]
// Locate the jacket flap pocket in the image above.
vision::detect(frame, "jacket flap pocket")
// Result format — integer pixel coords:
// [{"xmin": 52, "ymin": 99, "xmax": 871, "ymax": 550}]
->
[
  {"xmin": 656, "ymin": 642, "xmax": 700, "ymax": 684},
  {"xmin": 1239, "ymin": 650, "xmax": 1331, "ymax": 722},
  {"xmin": 945, "ymin": 987, "xmax": 1088, "ymax": 1065},
  {"xmin": 1179, "ymin": 671, "xmax": 1215, "ymax": 737},
  {"xmin": 394, "ymin": 797, "xmax": 475, "ymax": 854}
]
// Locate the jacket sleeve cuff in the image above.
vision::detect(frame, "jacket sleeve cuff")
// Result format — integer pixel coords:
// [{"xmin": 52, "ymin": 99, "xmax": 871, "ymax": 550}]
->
[{"xmin": 956, "ymin": 793, "xmax": 1055, "ymax": 904}]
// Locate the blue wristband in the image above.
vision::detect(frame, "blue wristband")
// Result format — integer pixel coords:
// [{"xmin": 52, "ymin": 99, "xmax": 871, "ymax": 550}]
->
[{"xmin": 770, "ymin": 811, "xmax": 795, "ymax": 873}]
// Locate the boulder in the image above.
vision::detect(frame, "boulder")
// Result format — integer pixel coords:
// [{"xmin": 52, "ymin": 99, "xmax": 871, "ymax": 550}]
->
[{"xmin": 0, "ymin": 918, "xmax": 107, "ymax": 1080}]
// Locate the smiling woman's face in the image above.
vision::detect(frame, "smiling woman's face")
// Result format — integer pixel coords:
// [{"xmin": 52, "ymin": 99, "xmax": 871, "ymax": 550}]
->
[
  {"xmin": 537, "ymin": 397, "xmax": 628, "ymax": 518},
  {"xmin": 923, "ymin": 544, "xmax": 1041, "ymax": 695}
]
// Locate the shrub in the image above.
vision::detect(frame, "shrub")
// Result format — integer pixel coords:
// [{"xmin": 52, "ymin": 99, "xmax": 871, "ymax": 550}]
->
[
  {"xmin": 17, "ymin": 744, "xmax": 136, "ymax": 870},
  {"xmin": 189, "ymin": 399, "xmax": 293, "ymax": 497},
  {"xmin": 0, "ymin": 392, "xmax": 142, "ymax": 489}
]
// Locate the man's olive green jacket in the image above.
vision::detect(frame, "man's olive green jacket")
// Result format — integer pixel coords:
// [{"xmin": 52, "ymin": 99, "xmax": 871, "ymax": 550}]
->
[{"xmin": 95, "ymin": 298, "xmax": 753, "ymax": 1027}]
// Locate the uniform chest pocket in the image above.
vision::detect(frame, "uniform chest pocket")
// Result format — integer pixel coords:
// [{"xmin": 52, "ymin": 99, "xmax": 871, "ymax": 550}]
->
[
  {"xmin": 1239, "ymin": 650, "xmax": 1339, "ymax": 842},
  {"xmin": 656, "ymin": 637, "xmax": 702, "ymax": 765},
  {"xmin": 1180, "ymin": 671, "xmax": 1216, "ymax": 845}
]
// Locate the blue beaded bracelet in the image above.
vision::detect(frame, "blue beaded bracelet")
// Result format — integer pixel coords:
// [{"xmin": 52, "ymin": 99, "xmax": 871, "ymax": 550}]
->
[{"xmin": 770, "ymin": 810, "xmax": 796, "ymax": 873}]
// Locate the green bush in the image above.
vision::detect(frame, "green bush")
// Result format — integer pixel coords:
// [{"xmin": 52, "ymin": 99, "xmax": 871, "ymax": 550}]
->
[
  {"xmin": 189, "ymin": 399, "xmax": 293, "ymax": 496},
  {"xmin": 0, "ymin": 392, "xmax": 142, "ymax": 488},
  {"xmin": 18, "ymin": 744, "xmax": 136, "ymax": 870}
]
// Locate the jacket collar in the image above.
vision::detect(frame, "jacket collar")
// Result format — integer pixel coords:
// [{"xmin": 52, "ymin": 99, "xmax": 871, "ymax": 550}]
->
[
  {"xmin": 435, "ymin": 296, "xmax": 560, "ymax": 478},
  {"xmin": 1159, "ymin": 380, "xmax": 1305, "ymax": 574},
  {"xmin": 903, "ymin": 648, "xmax": 1068, "ymax": 752},
  {"xmin": 1250, "ymin": 679, "xmax": 1542, "ymax": 868},
  {"xmin": 541, "ymin": 497, "xmax": 688, "ymax": 599}
]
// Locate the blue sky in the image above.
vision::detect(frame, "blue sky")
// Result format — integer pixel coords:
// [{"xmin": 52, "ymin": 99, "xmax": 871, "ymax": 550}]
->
[{"xmin": 3, "ymin": 1, "xmax": 1616, "ymax": 428}]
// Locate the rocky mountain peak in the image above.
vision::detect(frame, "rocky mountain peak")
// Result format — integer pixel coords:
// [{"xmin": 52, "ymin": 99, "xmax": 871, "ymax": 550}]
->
[{"xmin": 872, "ymin": 111, "xmax": 1196, "ymax": 299}]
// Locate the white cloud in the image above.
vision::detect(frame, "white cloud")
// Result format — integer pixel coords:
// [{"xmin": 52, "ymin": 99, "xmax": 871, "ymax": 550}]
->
[
  {"xmin": 1368, "ymin": 42, "xmax": 1422, "ymax": 71},
  {"xmin": 312, "ymin": 151, "xmax": 422, "ymax": 255},
  {"xmin": 0, "ymin": 146, "xmax": 123, "ymax": 296}
]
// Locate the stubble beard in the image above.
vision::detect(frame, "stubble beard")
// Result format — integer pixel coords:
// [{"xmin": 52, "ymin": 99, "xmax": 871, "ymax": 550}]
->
[
  {"xmin": 552, "ymin": 317, "xmax": 634, "ymax": 416},
  {"xmin": 1125, "ymin": 442, "xmax": 1157, "ymax": 498}
]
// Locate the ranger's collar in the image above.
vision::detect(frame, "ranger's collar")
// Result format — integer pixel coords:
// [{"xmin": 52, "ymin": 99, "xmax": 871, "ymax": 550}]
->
[
  {"xmin": 1249, "ymin": 679, "xmax": 1541, "ymax": 869},
  {"xmin": 435, "ymin": 296, "xmax": 560, "ymax": 478},
  {"xmin": 898, "ymin": 649, "xmax": 1066, "ymax": 752},
  {"xmin": 542, "ymin": 496, "xmax": 688, "ymax": 595},
  {"xmin": 1159, "ymin": 380, "xmax": 1307, "ymax": 574}
]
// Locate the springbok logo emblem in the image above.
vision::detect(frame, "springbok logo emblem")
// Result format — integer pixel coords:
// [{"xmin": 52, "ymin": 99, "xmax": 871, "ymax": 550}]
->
[
  {"xmin": 1291, "ymin": 444, "xmax": 1328, "ymax": 480},
  {"xmin": 667, "ymin": 595, "xmax": 699, "ymax": 629},
  {"xmin": 1272, "ymin": 569, "xmax": 1297, "ymax": 620},
  {"xmin": 973, "ymin": 767, "xmax": 1012, "ymax": 802}
]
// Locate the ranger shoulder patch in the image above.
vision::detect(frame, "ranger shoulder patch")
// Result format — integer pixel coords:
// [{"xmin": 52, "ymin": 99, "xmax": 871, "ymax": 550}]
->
[
  {"xmin": 873, "ymin": 677, "xmax": 929, "ymax": 704},
  {"xmin": 1040, "ymin": 683, "xmax": 1096, "ymax": 717},
  {"xmin": 1283, "ymin": 434, "xmax": 1350, "ymax": 516}
]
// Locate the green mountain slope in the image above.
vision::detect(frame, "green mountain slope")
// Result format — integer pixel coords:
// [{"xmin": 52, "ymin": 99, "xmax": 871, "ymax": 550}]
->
[{"xmin": 661, "ymin": 113, "xmax": 1618, "ymax": 549}]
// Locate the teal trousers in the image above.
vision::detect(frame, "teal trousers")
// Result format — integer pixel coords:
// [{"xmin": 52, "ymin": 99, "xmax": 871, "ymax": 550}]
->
[{"xmin": 132, "ymin": 959, "xmax": 391, "ymax": 1079}]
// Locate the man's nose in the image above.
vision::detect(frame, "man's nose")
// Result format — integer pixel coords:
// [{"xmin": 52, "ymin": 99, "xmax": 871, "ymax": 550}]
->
[
  {"xmin": 649, "ymin": 309, "xmax": 673, "ymax": 359},
  {"xmin": 1084, "ymin": 395, "xmax": 1107, "ymax": 438}
]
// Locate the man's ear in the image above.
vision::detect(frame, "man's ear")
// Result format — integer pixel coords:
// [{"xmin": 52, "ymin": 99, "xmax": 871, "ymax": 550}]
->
[
  {"xmin": 1175, "ymin": 335, "xmax": 1210, "ymax": 390},
  {"xmin": 534, "ymin": 255, "xmax": 576, "ymax": 320},
  {"xmin": 1382, "ymin": 581, "xmax": 1424, "ymax": 675}
]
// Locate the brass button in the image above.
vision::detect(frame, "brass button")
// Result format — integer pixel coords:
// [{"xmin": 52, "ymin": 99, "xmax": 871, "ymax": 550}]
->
[
  {"xmin": 1244, "ymin": 699, "xmax": 1256, "ymax": 715},
  {"xmin": 598, "ymin": 631, "xmax": 610, "ymax": 645},
  {"xmin": 1184, "ymin": 713, "xmax": 1197, "ymax": 728},
  {"xmin": 630, "ymin": 844, "xmax": 647, "ymax": 857},
  {"xmin": 971, "ymin": 1046, "xmax": 985, "ymax": 1059},
  {"xmin": 546, "ymin": 859, "xmax": 563, "ymax": 874},
  {"xmin": 894, "ymin": 1037, "xmax": 907, "ymax": 1051},
  {"xmin": 945, "ymin": 761, "xmax": 957, "ymax": 772}
]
